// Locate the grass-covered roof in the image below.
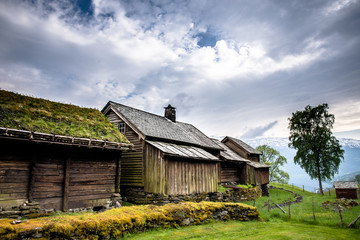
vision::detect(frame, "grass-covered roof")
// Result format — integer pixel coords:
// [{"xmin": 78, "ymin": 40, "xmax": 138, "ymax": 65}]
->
[{"xmin": 0, "ymin": 90, "xmax": 128, "ymax": 143}]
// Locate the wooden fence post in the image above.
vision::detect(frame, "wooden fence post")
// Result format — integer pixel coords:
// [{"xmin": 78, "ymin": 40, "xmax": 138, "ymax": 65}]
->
[
  {"xmin": 337, "ymin": 204, "xmax": 344, "ymax": 226},
  {"xmin": 312, "ymin": 197, "xmax": 316, "ymax": 221},
  {"xmin": 288, "ymin": 198, "xmax": 291, "ymax": 219}
]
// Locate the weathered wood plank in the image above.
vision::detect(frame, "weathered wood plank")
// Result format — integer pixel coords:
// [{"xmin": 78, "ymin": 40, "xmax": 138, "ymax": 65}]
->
[{"xmin": 62, "ymin": 157, "xmax": 70, "ymax": 211}]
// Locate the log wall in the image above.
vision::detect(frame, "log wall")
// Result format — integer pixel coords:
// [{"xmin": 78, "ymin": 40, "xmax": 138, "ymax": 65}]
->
[
  {"xmin": 0, "ymin": 151, "xmax": 30, "ymax": 208},
  {"xmin": 255, "ymin": 168, "xmax": 269, "ymax": 185},
  {"xmin": 220, "ymin": 162, "xmax": 242, "ymax": 183},
  {"xmin": 0, "ymin": 138, "xmax": 121, "ymax": 211},
  {"xmin": 240, "ymin": 165, "xmax": 255, "ymax": 185},
  {"xmin": 106, "ymin": 110, "xmax": 144, "ymax": 187},
  {"xmin": 335, "ymin": 189, "xmax": 358, "ymax": 199}
]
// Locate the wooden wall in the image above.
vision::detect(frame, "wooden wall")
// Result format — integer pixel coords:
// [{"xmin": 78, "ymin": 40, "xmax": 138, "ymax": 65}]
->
[
  {"xmin": 335, "ymin": 189, "xmax": 358, "ymax": 199},
  {"xmin": 248, "ymin": 155, "xmax": 260, "ymax": 162},
  {"xmin": 220, "ymin": 162, "xmax": 242, "ymax": 183},
  {"xmin": 143, "ymin": 144, "xmax": 219, "ymax": 195},
  {"xmin": 240, "ymin": 165, "xmax": 255, "ymax": 185},
  {"xmin": 255, "ymin": 168, "xmax": 269, "ymax": 185},
  {"xmin": 0, "ymin": 147, "xmax": 30, "ymax": 208},
  {"xmin": 223, "ymin": 141, "xmax": 248, "ymax": 159},
  {"xmin": 143, "ymin": 144, "xmax": 166, "ymax": 194},
  {"xmin": 165, "ymin": 158, "xmax": 219, "ymax": 195},
  {"xmin": 240, "ymin": 165, "xmax": 269, "ymax": 186},
  {"xmin": 0, "ymin": 138, "xmax": 121, "ymax": 211},
  {"xmin": 106, "ymin": 110, "xmax": 144, "ymax": 187}
]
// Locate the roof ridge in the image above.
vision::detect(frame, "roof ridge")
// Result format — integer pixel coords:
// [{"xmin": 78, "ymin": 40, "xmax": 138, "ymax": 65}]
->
[{"xmin": 110, "ymin": 101, "xmax": 189, "ymax": 124}]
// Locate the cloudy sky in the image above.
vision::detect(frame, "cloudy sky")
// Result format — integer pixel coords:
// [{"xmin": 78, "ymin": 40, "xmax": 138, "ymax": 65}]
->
[{"xmin": 1, "ymin": 0, "xmax": 359, "ymax": 139}]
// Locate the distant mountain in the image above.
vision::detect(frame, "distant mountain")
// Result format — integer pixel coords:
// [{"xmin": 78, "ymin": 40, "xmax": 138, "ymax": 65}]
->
[
  {"xmin": 332, "ymin": 170, "xmax": 360, "ymax": 182},
  {"xmin": 241, "ymin": 137, "xmax": 360, "ymax": 191},
  {"xmin": 242, "ymin": 137, "xmax": 360, "ymax": 148}
]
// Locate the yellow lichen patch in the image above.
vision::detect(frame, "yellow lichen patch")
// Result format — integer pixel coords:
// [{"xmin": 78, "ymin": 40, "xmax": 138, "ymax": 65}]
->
[{"xmin": 0, "ymin": 202, "xmax": 259, "ymax": 239}]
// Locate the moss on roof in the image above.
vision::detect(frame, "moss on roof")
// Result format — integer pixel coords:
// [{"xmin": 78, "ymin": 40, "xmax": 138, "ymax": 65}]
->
[{"xmin": 0, "ymin": 90, "xmax": 128, "ymax": 143}]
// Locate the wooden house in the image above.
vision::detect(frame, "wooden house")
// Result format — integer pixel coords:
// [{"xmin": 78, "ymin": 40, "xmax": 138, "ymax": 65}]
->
[
  {"xmin": 334, "ymin": 181, "xmax": 358, "ymax": 199},
  {"xmin": 0, "ymin": 90, "xmax": 132, "ymax": 212},
  {"xmin": 221, "ymin": 136, "xmax": 269, "ymax": 192},
  {"xmin": 102, "ymin": 102, "xmax": 222, "ymax": 201},
  {"xmin": 211, "ymin": 139, "xmax": 250, "ymax": 184}
]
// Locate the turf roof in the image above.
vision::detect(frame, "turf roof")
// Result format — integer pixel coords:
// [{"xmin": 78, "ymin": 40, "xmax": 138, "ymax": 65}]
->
[{"xmin": 0, "ymin": 90, "xmax": 128, "ymax": 143}]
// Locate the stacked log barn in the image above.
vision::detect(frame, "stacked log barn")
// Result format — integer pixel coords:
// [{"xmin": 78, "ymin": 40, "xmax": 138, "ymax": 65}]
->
[
  {"xmin": 334, "ymin": 181, "xmax": 358, "ymax": 199},
  {"xmin": 0, "ymin": 90, "xmax": 132, "ymax": 214},
  {"xmin": 220, "ymin": 136, "xmax": 270, "ymax": 194},
  {"xmin": 102, "ymin": 102, "xmax": 222, "ymax": 202}
]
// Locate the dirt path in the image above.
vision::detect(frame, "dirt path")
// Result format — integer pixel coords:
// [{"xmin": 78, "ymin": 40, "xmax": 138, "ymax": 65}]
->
[{"xmin": 266, "ymin": 185, "xmax": 303, "ymax": 209}]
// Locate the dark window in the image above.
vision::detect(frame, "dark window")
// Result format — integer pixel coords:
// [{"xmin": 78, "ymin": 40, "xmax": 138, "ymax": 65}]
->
[{"xmin": 118, "ymin": 122, "xmax": 126, "ymax": 134}]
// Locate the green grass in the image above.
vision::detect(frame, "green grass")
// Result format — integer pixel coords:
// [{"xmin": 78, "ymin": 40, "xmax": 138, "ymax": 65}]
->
[
  {"xmin": 122, "ymin": 220, "xmax": 360, "ymax": 240},
  {"xmin": 247, "ymin": 183, "xmax": 360, "ymax": 227},
  {"xmin": 121, "ymin": 183, "xmax": 360, "ymax": 239},
  {"xmin": 0, "ymin": 89, "xmax": 128, "ymax": 142}
]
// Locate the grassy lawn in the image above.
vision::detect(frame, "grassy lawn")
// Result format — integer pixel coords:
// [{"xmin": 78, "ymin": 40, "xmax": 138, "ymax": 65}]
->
[
  {"xmin": 122, "ymin": 220, "xmax": 359, "ymax": 240},
  {"xmin": 122, "ymin": 183, "xmax": 360, "ymax": 239}
]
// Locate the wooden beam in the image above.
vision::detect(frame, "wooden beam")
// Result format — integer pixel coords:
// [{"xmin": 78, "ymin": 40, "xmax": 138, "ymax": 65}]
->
[
  {"xmin": 62, "ymin": 157, "xmax": 71, "ymax": 212},
  {"xmin": 115, "ymin": 153, "xmax": 122, "ymax": 193},
  {"xmin": 27, "ymin": 152, "xmax": 36, "ymax": 202}
]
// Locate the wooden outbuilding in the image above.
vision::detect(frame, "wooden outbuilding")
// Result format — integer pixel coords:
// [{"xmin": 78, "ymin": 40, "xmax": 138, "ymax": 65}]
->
[
  {"xmin": 334, "ymin": 181, "xmax": 358, "ymax": 199},
  {"xmin": 0, "ymin": 90, "xmax": 132, "ymax": 212},
  {"xmin": 212, "ymin": 139, "xmax": 250, "ymax": 184},
  {"xmin": 102, "ymin": 102, "xmax": 222, "ymax": 200},
  {"xmin": 221, "ymin": 136, "xmax": 269, "ymax": 192}
]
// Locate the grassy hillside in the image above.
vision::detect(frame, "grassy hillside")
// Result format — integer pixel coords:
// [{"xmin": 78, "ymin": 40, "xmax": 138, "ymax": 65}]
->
[
  {"xmin": 244, "ymin": 183, "xmax": 360, "ymax": 227},
  {"xmin": 0, "ymin": 90, "xmax": 128, "ymax": 143}
]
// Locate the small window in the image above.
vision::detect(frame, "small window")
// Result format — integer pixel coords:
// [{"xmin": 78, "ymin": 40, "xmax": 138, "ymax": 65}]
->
[{"xmin": 118, "ymin": 122, "xmax": 126, "ymax": 134}]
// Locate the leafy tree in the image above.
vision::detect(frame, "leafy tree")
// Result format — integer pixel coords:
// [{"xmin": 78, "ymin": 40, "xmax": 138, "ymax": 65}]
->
[
  {"xmin": 256, "ymin": 145, "xmax": 289, "ymax": 184},
  {"xmin": 355, "ymin": 174, "xmax": 360, "ymax": 183},
  {"xmin": 288, "ymin": 103, "xmax": 344, "ymax": 194}
]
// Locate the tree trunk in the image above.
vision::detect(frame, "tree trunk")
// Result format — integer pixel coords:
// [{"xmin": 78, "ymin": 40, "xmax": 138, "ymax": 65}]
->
[
  {"xmin": 318, "ymin": 175, "xmax": 323, "ymax": 195},
  {"xmin": 316, "ymin": 155, "xmax": 323, "ymax": 195}
]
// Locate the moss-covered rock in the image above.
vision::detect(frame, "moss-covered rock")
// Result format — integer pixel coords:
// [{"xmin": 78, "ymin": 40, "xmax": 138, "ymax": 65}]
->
[{"xmin": 0, "ymin": 202, "xmax": 259, "ymax": 239}]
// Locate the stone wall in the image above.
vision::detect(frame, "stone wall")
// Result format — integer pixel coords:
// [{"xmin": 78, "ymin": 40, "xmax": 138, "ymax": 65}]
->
[
  {"xmin": 121, "ymin": 185, "xmax": 262, "ymax": 205},
  {"xmin": 0, "ymin": 193, "xmax": 123, "ymax": 219}
]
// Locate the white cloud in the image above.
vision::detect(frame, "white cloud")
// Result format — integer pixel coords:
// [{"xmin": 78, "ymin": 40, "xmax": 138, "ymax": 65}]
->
[
  {"xmin": 324, "ymin": 0, "xmax": 358, "ymax": 16},
  {"xmin": 0, "ymin": 0, "xmax": 359, "ymax": 139}
]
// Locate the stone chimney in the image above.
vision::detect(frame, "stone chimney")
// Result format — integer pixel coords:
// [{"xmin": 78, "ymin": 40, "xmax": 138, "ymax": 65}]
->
[{"xmin": 164, "ymin": 104, "xmax": 176, "ymax": 122}]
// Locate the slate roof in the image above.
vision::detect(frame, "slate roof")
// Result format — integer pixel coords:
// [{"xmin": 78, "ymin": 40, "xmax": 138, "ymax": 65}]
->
[
  {"xmin": 222, "ymin": 136, "xmax": 262, "ymax": 155},
  {"xmin": 212, "ymin": 139, "xmax": 250, "ymax": 163},
  {"xmin": 107, "ymin": 102, "xmax": 222, "ymax": 150},
  {"xmin": 334, "ymin": 181, "xmax": 358, "ymax": 189},
  {"xmin": 146, "ymin": 140, "xmax": 219, "ymax": 161}
]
